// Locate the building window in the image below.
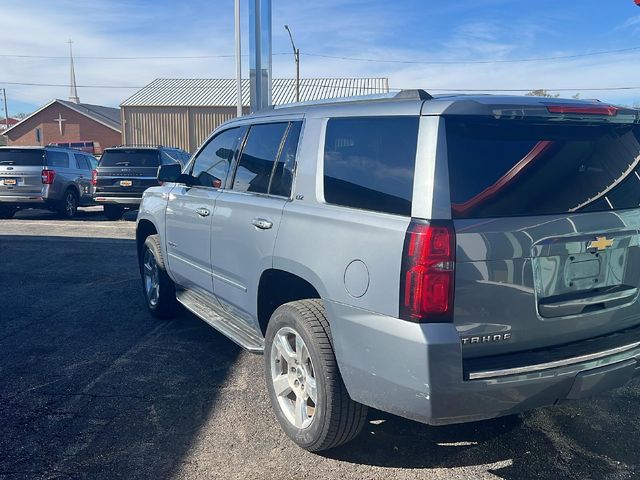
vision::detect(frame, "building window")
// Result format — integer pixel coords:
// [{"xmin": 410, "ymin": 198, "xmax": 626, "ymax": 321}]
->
[{"xmin": 35, "ymin": 127, "xmax": 42, "ymax": 144}]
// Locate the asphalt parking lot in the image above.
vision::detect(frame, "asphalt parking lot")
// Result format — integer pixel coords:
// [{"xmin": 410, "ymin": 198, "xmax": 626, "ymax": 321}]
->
[{"xmin": 1, "ymin": 208, "xmax": 639, "ymax": 480}]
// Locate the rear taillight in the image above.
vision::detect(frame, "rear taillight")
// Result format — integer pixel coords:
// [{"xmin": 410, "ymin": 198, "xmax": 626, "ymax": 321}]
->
[
  {"xmin": 399, "ymin": 220, "xmax": 455, "ymax": 323},
  {"xmin": 91, "ymin": 169, "xmax": 97, "ymax": 186},
  {"xmin": 41, "ymin": 169, "xmax": 56, "ymax": 185}
]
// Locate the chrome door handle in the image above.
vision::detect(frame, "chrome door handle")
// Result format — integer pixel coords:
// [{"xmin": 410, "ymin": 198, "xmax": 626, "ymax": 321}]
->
[
  {"xmin": 252, "ymin": 218, "xmax": 273, "ymax": 230},
  {"xmin": 196, "ymin": 207, "xmax": 210, "ymax": 217}
]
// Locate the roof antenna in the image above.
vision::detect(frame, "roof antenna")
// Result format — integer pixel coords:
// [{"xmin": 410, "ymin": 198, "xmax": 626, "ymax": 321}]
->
[{"xmin": 68, "ymin": 40, "xmax": 80, "ymax": 104}]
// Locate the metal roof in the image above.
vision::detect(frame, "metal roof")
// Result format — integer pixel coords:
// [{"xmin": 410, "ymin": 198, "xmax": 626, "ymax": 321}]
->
[{"xmin": 120, "ymin": 78, "xmax": 389, "ymax": 107}]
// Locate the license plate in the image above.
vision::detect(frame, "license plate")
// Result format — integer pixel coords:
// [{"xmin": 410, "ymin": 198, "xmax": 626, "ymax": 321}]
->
[
  {"xmin": 1, "ymin": 179, "xmax": 17, "ymax": 186},
  {"xmin": 120, "ymin": 180, "xmax": 133, "ymax": 187}
]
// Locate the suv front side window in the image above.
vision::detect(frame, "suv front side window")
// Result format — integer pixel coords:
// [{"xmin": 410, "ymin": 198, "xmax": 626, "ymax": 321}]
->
[{"xmin": 191, "ymin": 127, "xmax": 245, "ymax": 188}]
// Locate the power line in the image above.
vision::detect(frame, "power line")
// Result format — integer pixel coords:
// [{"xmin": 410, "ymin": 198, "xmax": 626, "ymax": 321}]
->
[
  {"xmin": 0, "ymin": 45, "xmax": 638, "ymax": 64},
  {"xmin": 0, "ymin": 52, "xmax": 291, "ymax": 60},
  {"xmin": 3, "ymin": 80, "xmax": 640, "ymax": 93},
  {"xmin": 301, "ymin": 46, "xmax": 640, "ymax": 65}
]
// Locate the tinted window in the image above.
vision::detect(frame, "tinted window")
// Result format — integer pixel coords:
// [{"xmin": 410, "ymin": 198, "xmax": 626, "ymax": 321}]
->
[
  {"xmin": 270, "ymin": 122, "xmax": 302, "ymax": 197},
  {"xmin": 446, "ymin": 117, "xmax": 640, "ymax": 219},
  {"xmin": 0, "ymin": 149, "xmax": 45, "ymax": 166},
  {"xmin": 163, "ymin": 149, "xmax": 190, "ymax": 167},
  {"xmin": 233, "ymin": 123, "xmax": 288, "ymax": 194},
  {"xmin": 99, "ymin": 149, "xmax": 160, "ymax": 167},
  {"xmin": 87, "ymin": 156, "xmax": 98, "ymax": 169},
  {"xmin": 74, "ymin": 154, "xmax": 90, "ymax": 170},
  {"xmin": 191, "ymin": 127, "xmax": 245, "ymax": 188},
  {"xmin": 323, "ymin": 117, "xmax": 419, "ymax": 216},
  {"xmin": 46, "ymin": 151, "xmax": 70, "ymax": 168}
]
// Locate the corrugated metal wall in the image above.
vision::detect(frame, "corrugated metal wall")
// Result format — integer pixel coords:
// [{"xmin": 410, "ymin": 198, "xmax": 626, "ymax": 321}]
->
[{"xmin": 122, "ymin": 106, "xmax": 248, "ymax": 153}]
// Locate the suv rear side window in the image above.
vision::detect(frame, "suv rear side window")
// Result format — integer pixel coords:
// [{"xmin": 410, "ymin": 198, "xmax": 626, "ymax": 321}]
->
[
  {"xmin": 270, "ymin": 122, "xmax": 302, "ymax": 197},
  {"xmin": 99, "ymin": 150, "xmax": 160, "ymax": 167},
  {"xmin": 233, "ymin": 123, "xmax": 289, "ymax": 194},
  {"xmin": 74, "ymin": 154, "xmax": 90, "ymax": 170},
  {"xmin": 191, "ymin": 127, "xmax": 245, "ymax": 188},
  {"xmin": 446, "ymin": 117, "xmax": 640, "ymax": 218},
  {"xmin": 323, "ymin": 116, "xmax": 419, "ymax": 216},
  {"xmin": 0, "ymin": 149, "xmax": 45, "ymax": 166},
  {"xmin": 46, "ymin": 151, "xmax": 70, "ymax": 168}
]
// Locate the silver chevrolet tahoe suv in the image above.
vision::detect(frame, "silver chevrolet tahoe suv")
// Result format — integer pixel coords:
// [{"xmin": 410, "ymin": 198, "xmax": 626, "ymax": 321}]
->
[
  {"xmin": 0, "ymin": 146, "xmax": 98, "ymax": 219},
  {"xmin": 136, "ymin": 90, "xmax": 640, "ymax": 451}
]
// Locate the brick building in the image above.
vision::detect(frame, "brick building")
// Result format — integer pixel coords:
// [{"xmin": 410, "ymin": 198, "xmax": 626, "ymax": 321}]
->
[{"xmin": 2, "ymin": 99, "xmax": 121, "ymax": 154}]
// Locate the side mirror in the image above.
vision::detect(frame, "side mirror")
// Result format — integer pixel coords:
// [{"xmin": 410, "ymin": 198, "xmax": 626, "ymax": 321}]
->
[{"xmin": 157, "ymin": 163, "xmax": 182, "ymax": 183}]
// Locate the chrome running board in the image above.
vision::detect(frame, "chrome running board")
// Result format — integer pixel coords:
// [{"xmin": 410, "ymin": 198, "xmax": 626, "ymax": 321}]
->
[{"xmin": 176, "ymin": 288, "xmax": 265, "ymax": 353}]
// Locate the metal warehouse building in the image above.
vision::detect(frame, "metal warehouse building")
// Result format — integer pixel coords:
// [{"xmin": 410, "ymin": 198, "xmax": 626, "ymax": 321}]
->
[{"xmin": 120, "ymin": 77, "xmax": 389, "ymax": 152}]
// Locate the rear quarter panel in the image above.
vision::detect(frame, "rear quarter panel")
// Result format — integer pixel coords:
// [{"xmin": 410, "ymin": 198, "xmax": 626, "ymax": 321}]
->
[{"xmin": 274, "ymin": 117, "xmax": 409, "ymax": 318}]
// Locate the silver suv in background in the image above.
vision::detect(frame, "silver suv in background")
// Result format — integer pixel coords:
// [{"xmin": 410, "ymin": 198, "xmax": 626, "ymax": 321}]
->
[
  {"xmin": 0, "ymin": 146, "xmax": 98, "ymax": 219},
  {"xmin": 136, "ymin": 91, "xmax": 640, "ymax": 451}
]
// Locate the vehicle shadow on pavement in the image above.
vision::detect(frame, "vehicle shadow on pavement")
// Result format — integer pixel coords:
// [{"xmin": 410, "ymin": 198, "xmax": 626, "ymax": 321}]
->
[
  {"xmin": 324, "ymin": 381, "xmax": 640, "ymax": 478},
  {"xmin": 0, "ymin": 235, "xmax": 241, "ymax": 479}
]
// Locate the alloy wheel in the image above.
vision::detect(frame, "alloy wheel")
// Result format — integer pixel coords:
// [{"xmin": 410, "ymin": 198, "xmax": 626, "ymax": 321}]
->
[
  {"xmin": 270, "ymin": 327, "xmax": 318, "ymax": 429},
  {"xmin": 143, "ymin": 248, "xmax": 160, "ymax": 307}
]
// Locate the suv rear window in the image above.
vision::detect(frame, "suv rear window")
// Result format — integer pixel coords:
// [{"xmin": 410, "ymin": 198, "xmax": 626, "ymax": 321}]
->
[
  {"xmin": 99, "ymin": 149, "xmax": 160, "ymax": 167},
  {"xmin": 323, "ymin": 116, "xmax": 419, "ymax": 216},
  {"xmin": 446, "ymin": 117, "xmax": 640, "ymax": 219},
  {"xmin": 0, "ymin": 149, "xmax": 45, "ymax": 166}
]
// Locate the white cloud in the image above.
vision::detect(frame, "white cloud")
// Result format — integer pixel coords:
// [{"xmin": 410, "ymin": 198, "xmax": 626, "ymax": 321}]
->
[{"xmin": 1, "ymin": 0, "xmax": 640, "ymax": 112}]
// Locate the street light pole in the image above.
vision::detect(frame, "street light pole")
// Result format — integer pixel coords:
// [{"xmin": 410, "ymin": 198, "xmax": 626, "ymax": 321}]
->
[
  {"xmin": 284, "ymin": 25, "xmax": 300, "ymax": 103},
  {"xmin": 234, "ymin": 0, "xmax": 243, "ymax": 117}
]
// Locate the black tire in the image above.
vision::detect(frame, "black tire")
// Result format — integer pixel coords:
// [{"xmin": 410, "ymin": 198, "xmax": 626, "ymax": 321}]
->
[
  {"xmin": 0, "ymin": 205, "xmax": 17, "ymax": 219},
  {"xmin": 264, "ymin": 299, "xmax": 368, "ymax": 452},
  {"xmin": 58, "ymin": 189, "xmax": 78, "ymax": 219},
  {"xmin": 140, "ymin": 234, "xmax": 179, "ymax": 319},
  {"xmin": 103, "ymin": 204, "xmax": 124, "ymax": 220}
]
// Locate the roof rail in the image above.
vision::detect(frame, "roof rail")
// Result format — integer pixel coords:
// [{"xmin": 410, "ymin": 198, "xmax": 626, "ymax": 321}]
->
[
  {"xmin": 111, "ymin": 144, "xmax": 164, "ymax": 149},
  {"xmin": 394, "ymin": 89, "xmax": 433, "ymax": 100}
]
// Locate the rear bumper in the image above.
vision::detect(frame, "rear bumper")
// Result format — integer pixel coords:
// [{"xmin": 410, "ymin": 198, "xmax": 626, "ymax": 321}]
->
[
  {"xmin": 327, "ymin": 300, "xmax": 640, "ymax": 425},
  {"xmin": 94, "ymin": 196, "xmax": 142, "ymax": 206},
  {"xmin": 0, "ymin": 194, "xmax": 48, "ymax": 205}
]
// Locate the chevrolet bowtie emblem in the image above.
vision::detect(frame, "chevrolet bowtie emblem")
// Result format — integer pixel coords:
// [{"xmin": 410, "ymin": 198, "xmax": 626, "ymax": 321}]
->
[{"xmin": 587, "ymin": 236, "xmax": 614, "ymax": 251}]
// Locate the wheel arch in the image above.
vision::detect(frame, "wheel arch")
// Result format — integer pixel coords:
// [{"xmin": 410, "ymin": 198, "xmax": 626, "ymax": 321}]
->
[
  {"xmin": 257, "ymin": 267, "xmax": 325, "ymax": 336},
  {"xmin": 136, "ymin": 218, "xmax": 158, "ymax": 259}
]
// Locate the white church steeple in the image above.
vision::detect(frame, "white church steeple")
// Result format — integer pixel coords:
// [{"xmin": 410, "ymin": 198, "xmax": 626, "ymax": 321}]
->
[{"xmin": 68, "ymin": 40, "xmax": 80, "ymax": 104}]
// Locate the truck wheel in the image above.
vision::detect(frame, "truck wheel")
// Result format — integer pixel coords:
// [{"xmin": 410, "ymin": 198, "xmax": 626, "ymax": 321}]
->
[
  {"xmin": 59, "ymin": 189, "xmax": 78, "ymax": 219},
  {"xmin": 103, "ymin": 204, "xmax": 124, "ymax": 220},
  {"xmin": 140, "ymin": 234, "xmax": 179, "ymax": 319},
  {"xmin": 264, "ymin": 299, "xmax": 368, "ymax": 451},
  {"xmin": 0, "ymin": 205, "xmax": 17, "ymax": 219}
]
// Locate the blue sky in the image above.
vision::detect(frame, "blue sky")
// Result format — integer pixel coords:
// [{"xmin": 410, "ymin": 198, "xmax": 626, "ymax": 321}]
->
[{"xmin": 2, "ymin": 0, "xmax": 640, "ymax": 115}]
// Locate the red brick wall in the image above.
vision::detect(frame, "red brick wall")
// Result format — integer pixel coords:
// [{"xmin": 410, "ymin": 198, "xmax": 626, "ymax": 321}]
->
[{"xmin": 6, "ymin": 102, "xmax": 122, "ymax": 151}]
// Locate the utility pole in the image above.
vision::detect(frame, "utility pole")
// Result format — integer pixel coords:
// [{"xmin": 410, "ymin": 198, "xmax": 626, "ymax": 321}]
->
[
  {"xmin": 284, "ymin": 25, "xmax": 300, "ymax": 103},
  {"xmin": 249, "ymin": 0, "xmax": 272, "ymax": 112},
  {"xmin": 234, "ymin": 0, "xmax": 243, "ymax": 117},
  {"xmin": 2, "ymin": 89, "xmax": 8, "ymax": 133}
]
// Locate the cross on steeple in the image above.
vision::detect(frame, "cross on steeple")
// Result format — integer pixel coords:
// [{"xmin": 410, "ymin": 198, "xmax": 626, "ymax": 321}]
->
[{"xmin": 68, "ymin": 39, "xmax": 80, "ymax": 104}]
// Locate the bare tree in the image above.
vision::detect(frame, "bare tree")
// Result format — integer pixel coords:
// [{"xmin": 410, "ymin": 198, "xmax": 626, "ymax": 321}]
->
[{"xmin": 525, "ymin": 89, "xmax": 560, "ymax": 98}]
